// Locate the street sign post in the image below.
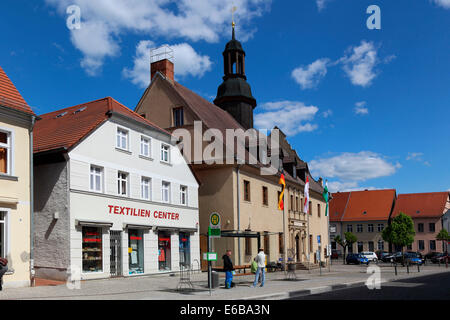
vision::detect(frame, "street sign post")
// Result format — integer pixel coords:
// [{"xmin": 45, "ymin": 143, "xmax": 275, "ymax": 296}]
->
[{"xmin": 208, "ymin": 212, "xmax": 221, "ymax": 295}]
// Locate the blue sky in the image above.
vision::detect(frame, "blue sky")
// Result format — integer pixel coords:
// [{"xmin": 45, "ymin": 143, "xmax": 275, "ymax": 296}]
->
[{"xmin": 1, "ymin": 0, "xmax": 449, "ymax": 194}]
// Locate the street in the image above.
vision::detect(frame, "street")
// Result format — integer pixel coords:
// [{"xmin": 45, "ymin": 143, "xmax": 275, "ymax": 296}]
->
[{"xmin": 293, "ymin": 271, "xmax": 450, "ymax": 300}]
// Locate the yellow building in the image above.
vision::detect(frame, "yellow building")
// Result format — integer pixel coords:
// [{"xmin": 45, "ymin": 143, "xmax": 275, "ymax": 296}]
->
[{"xmin": 0, "ymin": 66, "xmax": 36, "ymax": 288}]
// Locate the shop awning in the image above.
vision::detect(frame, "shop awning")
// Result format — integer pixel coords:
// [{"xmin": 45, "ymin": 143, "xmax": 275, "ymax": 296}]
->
[
  {"xmin": 76, "ymin": 219, "xmax": 113, "ymax": 228},
  {"xmin": 124, "ymin": 223, "xmax": 152, "ymax": 230}
]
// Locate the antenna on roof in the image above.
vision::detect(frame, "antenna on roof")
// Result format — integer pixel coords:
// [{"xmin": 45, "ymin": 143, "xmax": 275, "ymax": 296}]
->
[{"xmin": 150, "ymin": 45, "xmax": 174, "ymax": 64}]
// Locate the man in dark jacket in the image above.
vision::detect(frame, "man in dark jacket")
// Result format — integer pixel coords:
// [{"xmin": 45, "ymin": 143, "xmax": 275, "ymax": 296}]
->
[
  {"xmin": 222, "ymin": 249, "xmax": 234, "ymax": 289},
  {"xmin": 0, "ymin": 257, "xmax": 8, "ymax": 291}
]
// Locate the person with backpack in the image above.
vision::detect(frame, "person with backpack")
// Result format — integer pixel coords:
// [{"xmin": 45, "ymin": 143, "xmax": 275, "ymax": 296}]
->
[
  {"xmin": 251, "ymin": 248, "xmax": 266, "ymax": 288},
  {"xmin": 0, "ymin": 257, "xmax": 8, "ymax": 291}
]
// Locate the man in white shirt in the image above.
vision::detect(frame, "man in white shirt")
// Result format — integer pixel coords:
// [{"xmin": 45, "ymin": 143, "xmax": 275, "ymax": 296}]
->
[{"xmin": 251, "ymin": 248, "xmax": 266, "ymax": 288}]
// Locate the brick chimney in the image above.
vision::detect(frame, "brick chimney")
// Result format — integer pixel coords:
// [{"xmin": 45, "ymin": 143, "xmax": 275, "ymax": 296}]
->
[{"xmin": 151, "ymin": 59, "xmax": 174, "ymax": 83}]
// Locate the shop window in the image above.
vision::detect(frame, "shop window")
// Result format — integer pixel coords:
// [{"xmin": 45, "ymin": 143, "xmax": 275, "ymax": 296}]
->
[
  {"xmin": 180, "ymin": 185, "xmax": 188, "ymax": 206},
  {"xmin": 90, "ymin": 165, "xmax": 103, "ymax": 192},
  {"xmin": 140, "ymin": 136, "xmax": 151, "ymax": 158},
  {"xmin": 82, "ymin": 227, "xmax": 103, "ymax": 273},
  {"xmin": 262, "ymin": 186, "xmax": 268, "ymax": 206},
  {"xmin": 141, "ymin": 177, "xmax": 151, "ymax": 200},
  {"xmin": 117, "ymin": 171, "xmax": 129, "ymax": 196},
  {"xmin": 245, "ymin": 237, "xmax": 252, "ymax": 255},
  {"xmin": 179, "ymin": 232, "xmax": 191, "ymax": 268},
  {"xmin": 116, "ymin": 127, "xmax": 129, "ymax": 150},
  {"xmin": 264, "ymin": 235, "xmax": 270, "ymax": 254},
  {"xmin": 173, "ymin": 107, "xmax": 184, "ymax": 127},
  {"xmin": 161, "ymin": 143, "xmax": 170, "ymax": 163},
  {"xmin": 162, "ymin": 181, "xmax": 171, "ymax": 203},
  {"xmin": 243, "ymin": 180, "xmax": 250, "ymax": 202},
  {"xmin": 158, "ymin": 232, "xmax": 171, "ymax": 271},
  {"xmin": 128, "ymin": 229, "xmax": 144, "ymax": 274},
  {"xmin": 357, "ymin": 242, "xmax": 363, "ymax": 253},
  {"xmin": 0, "ymin": 131, "xmax": 11, "ymax": 175},
  {"xmin": 0, "ymin": 212, "xmax": 6, "ymax": 257}
]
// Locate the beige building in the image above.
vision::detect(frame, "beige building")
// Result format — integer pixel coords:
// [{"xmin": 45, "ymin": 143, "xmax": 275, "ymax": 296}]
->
[
  {"xmin": 0, "ymin": 66, "xmax": 36, "ymax": 287},
  {"xmin": 135, "ymin": 30, "xmax": 328, "ymax": 269}
]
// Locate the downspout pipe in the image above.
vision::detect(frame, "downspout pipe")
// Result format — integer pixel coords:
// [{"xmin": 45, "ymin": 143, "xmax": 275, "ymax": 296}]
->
[
  {"xmin": 29, "ymin": 115, "xmax": 36, "ymax": 286},
  {"xmin": 236, "ymin": 164, "xmax": 242, "ymax": 266}
]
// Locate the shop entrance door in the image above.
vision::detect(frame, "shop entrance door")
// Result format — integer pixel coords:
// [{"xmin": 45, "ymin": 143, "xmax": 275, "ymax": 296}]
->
[{"xmin": 110, "ymin": 231, "xmax": 122, "ymax": 277}]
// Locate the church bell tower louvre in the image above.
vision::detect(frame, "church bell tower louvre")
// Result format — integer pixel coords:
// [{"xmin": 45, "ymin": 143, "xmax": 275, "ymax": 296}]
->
[{"xmin": 214, "ymin": 21, "xmax": 257, "ymax": 130}]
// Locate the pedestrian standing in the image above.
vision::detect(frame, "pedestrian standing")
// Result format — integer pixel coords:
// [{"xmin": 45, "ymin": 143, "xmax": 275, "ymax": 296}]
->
[
  {"xmin": 0, "ymin": 257, "xmax": 8, "ymax": 291},
  {"xmin": 222, "ymin": 249, "xmax": 235, "ymax": 289},
  {"xmin": 252, "ymin": 248, "xmax": 266, "ymax": 288}
]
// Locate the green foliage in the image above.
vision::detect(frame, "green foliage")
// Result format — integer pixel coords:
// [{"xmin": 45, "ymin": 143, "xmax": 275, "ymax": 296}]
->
[
  {"xmin": 383, "ymin": 212, "xmax": 415, "ymax": 249},
  {"xmin": 334, "ymin": 235, "xmax": 345, "ymax": 248},
  {"xmin": 436, "ymin": 228, "xmax": 449, "ymax": 241},
  {"xmin": 344, "ymin": 232, "xmax": 357, "ymax": 245}
]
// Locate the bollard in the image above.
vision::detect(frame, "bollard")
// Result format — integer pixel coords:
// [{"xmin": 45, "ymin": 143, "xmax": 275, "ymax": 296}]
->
[
  {"xmin": 394, "ymin": 263, "xmax": 398, "ymax": 276},
  {"xmin": 406, "ymin": 261, "xmax": 409, "ymax": 274},
  {"xmin": 417, "ymin": 263, "xmax": 420, "ymax": 273}
]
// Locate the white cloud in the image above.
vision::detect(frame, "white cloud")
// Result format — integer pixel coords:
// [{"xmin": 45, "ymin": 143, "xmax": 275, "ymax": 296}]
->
[
  {"xmin": 46, "ymin": 0, "xmax": 271, "ymax": 75},
  {"xmin": 322, "ymin": 109, "xmax": 333, "ymax": 118},
  {"xmin": 354, "ymin": 101, "xmax": 369, "ymax": 115},
  {"xmin": 340, "ymin": 41, "xmax": 379, "ymax": 87},
  {"xmin": 309, "ymin": 151, "xmax": 401, "ymax": 183},
  {"xmin": 316, "ymin": 0, "xmax": 332, "ymax": 11},
  {"xmin": 291, "ymin": 58, "xmax": 330, "ymax": 90},
  {"xmin": 123, "ymin": 41, "xmax": 212, "ymax": 88},
  {"xmin": 433, "ymin": 0, "xmax": 450, "ymax": 9},
  {"xmin": 254, "ymin": 101, "xmax": 318, "ymax": 136},
  {"xmin": 406, "ymin": 152, "xmax": 431, "ymax": 166}
]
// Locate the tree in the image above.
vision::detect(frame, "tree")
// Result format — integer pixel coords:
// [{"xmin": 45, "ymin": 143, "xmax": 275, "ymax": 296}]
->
[
  {"xmin": 382, "ymin": 212, "xmax": 415, "ymax": 264},
  {"xmin": 335, "ymin": 232, "xmax": 358, "ymax": 264},
  {"xmin": 436, "ymin": 228, "xmax": 449, "ymax": 253}
]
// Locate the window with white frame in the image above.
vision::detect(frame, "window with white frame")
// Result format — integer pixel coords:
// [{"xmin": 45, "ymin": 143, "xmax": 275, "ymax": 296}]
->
[
  {"xmin": 118, "ymin": 171, "xmax": 129, "ymax": 196},
  {"xmin": 180, "ymin": 185, "xmax": 188, "ymax": 205},
  {"xmin": 141, "ymin": 177, "xmax": 151, "ymax": 200},
  {"xmin": 116, "ymin": 128, "xmax": 129, "ymax": 150},
  {"xmin": 356, "ymin": 224, "xmax": 363, "ymax": 233},
  {"xmin": 0, "ymin": 130, "xmax": 11, "ymax": 175},
  {"xmin": 90, "ymin": 165, "xmax": 103, "ymax": 192},
  {"xmin": 162, "ymin": 181, "xmax": 171, "ymax": 203},
  {"xmin": 140, "ymin": 136, "xmax": 151, "ymax": 158},
  {"xmin": 161, "ymin": 143, "xmax": 170, "ymax": 163},
  {"xmin": 378, "ymin": 240, "xmax": 384, "ymax": 251},
  {"xmin": 0, "ymin": 212, "xmax": 6, "ymax": 257},
  {"xmin": 377, "ymin": 223, "xmax": 384, "ymax": 232}
]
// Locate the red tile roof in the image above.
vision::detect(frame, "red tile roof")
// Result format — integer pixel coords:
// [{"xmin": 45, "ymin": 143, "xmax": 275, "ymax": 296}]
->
[
  {"xmin": 329, "ymin": 192, "xmax": 350, "ymax": 222},
  {"xmin": 0, "ymin": 66, "xmax": 35, "ymax": 115},
  {"xmin": 331, "ymin": 189, "xmax": 396, "ymax": 222},
  {"xmin": 392, "ymin": 192, "xmax": 449, "ymax": 218},
  {"xmin": 34, "ymin": 97, "xmax": 170, "ymax": 154}
]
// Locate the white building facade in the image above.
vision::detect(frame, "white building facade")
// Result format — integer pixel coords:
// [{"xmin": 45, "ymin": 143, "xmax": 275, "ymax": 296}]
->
[{"xmin": 33, "ymin": 101, "xmax": 200, "ymax": 281}]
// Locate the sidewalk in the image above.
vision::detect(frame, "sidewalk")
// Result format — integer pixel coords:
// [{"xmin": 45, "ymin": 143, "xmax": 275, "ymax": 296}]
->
[{"xmin": 0, "ymin": 263, "xmax": 448, "ymax": 300}]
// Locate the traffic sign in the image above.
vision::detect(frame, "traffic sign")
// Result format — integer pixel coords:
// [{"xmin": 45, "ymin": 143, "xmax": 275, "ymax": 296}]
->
[
  {"xmin": 317, "ymin": 235, "xmax": 321, "ymax": 245},
  {"xmin": 208, "ymin": 226, "xmax": 221, "ymax": 238},
  {"xmin": 210, "ymin": 212, "xmax": 221, "ymax": 228},
  {"xmin": 203, "ymin": 252, "xmax": 218, "ymax": 261}
]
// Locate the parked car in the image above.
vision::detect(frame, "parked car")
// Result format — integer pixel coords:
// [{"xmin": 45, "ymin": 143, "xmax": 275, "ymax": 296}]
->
[
  {"xmin": 346, "ymin": 253, "xmax": 369, "ymax": 265},
  {"xmin": 383, "ymin": 252, "xmax": 402, "ymax": 263},
  {"xmin": 431, "ymin": 252, "xmax": 449, "ymax": 264},
  {"xmin": 376, "ymin": 251, "xmax": 389, "ymax": 261},
  {"xmin": 361, "ymin": 251, "xmax": 378, "ymax": 262},
  {"xmin": 404, "ymin": 252, "xmax": 423, "ymax": 265},
  {"xmin": 331, "ymin": 250, "xmax": 340, "ymax": 259},
  {"xmin": 424, "ymin": 252, "xmax": 440, "ymax": 262},
  {"xmin": 406, "ymin": 251, "xmax": 425, "ymax": 264}
]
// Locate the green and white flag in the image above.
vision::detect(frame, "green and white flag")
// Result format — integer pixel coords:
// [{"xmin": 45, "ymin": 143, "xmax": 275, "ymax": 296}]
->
[{"xmin": 322, "ymin": 181, "xmax": 329, "ymax": 216}]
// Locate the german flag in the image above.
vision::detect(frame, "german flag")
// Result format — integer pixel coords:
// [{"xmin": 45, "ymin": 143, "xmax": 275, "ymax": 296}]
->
[{"xmin": 278, "ymin": 173, "xmax": 286, "ymax": 210}]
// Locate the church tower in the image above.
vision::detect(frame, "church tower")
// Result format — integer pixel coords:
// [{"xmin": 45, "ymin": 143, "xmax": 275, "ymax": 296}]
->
[{"xmin": 214, "ymin": 22, "xmax": 257, "ymax": 130}]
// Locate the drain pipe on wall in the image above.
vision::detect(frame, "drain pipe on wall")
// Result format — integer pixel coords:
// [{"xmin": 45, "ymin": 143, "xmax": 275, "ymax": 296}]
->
[
  {"xmin": 29, "ymin": 115, "xmax": 36, "ymax": 287},
  {"xmin": 236, "ymin": 164, "xmax": 243, "ymax": 266}
]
